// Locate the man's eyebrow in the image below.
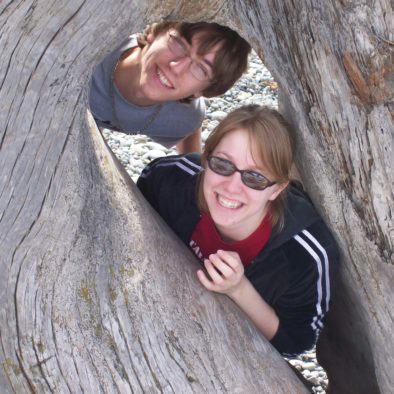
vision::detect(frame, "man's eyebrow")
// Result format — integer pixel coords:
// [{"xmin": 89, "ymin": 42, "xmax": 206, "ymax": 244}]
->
[
  {"xmin": 194, "ymin": 46, "xmax": 214, "ymax": 68},
  {"xmin": 183, "ymin": 34, "xmax": 214, "ymax": 70},
  {"xmin": 202, "ymin": 59, "xmax": 214, "ymax": 69},
  {"xmin": 175, "ymin": 35, "xmax": 188, "ymax": 48}
]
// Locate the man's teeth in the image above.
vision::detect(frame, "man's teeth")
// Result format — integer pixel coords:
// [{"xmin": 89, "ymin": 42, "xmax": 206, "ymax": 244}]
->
[
  {"xmin": 218, "ymin": 195, "xmax": 242, "ymax": 209},
  {"xmin": 157, "ymin": 69, "xmax": 172, "ymax": 88}
]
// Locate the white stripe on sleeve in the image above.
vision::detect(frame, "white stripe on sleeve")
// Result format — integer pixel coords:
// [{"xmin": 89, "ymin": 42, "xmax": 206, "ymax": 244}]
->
[{"xmin": 294, "ymin": 231, "xmax": 330, "ymax": 333}]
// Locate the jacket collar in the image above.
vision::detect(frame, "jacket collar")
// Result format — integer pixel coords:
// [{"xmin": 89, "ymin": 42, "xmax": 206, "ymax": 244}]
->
[{"xmin": 263, "ymin": 182, "xmax": 320, "ymax": 253}]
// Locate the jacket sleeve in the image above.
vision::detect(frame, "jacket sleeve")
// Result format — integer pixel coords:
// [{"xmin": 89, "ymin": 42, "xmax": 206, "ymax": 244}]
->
[
  {"xmin": 136, "ymin": 153, "xmax": 202, "ymax": 237},
  {"xmin": 269, "ymin": 221, "xmax": 339, "ymax": 356},
  {"xmin": 136, "ymin": 156, "xmax": 167, "ymax": 214}
]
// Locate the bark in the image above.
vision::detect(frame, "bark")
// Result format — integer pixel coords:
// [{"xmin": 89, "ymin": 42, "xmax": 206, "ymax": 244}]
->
[
  {"xmin": 0, "ymin": 0, "xmax": 393, "ymax": 393},
  {"xmin": 222, "ymin": 1, "xmax": 393, "ymax": 393},
  {"xmin": 0, "ymin": 1, "xmax": 306, "ymax": 393}
]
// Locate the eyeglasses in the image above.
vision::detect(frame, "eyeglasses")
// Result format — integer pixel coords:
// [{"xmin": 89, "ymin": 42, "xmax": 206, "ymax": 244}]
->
[
  {"xmin": 207, "ymin": 156, "xmax": 276, "ymax": 191},
  {"xmin": 167, "ymin": 32, "xmax": 212, "ymax": 81}
]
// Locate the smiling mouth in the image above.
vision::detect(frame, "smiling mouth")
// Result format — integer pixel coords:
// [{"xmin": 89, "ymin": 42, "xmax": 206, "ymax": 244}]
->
[
  {"xmin": 156, "ymin": 67, "xmax": 174, "ymax": 89},
  {"xmin": 217, "ymin": 194, "xmax": 243, "ymax": 209}
]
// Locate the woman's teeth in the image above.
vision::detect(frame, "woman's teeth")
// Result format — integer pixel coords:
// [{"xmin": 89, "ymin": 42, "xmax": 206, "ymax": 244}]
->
[{"xmin": 218, "ymin": 195, "xmax": 242, "ymax": 209}]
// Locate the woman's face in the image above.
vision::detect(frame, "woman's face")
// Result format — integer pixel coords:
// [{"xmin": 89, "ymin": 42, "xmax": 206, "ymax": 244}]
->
[{"xmin": 203, "ymin": 128, "xmax": 286, "ymax": 241}]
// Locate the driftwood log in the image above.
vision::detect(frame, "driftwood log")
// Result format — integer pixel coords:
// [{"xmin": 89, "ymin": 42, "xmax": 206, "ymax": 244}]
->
[{"xmin": 0, "ymin": 0, "xmax": 393, "ymax": 393}]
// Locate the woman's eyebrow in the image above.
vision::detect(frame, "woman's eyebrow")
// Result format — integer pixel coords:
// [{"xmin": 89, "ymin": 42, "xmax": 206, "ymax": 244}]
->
[
  {"xmin": 215, "ymin": 151, "xmax": 265, "ymax": 172},
  {"xmin": 213, "ymin": 151, "xmax": 231, "ymax": 159}
]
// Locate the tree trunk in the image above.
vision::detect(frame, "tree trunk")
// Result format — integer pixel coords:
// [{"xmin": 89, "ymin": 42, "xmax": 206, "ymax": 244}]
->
[
  {"xmin": 0, "ymin": 1, "xmax": 392, "ymax": 393},
  {"xmin": 224, "ymin": 2, "xmax": 393, "ymax": 393},
  {"xmin": 0, "ymin": 1, "xmax": 307, "ymax": 392}
]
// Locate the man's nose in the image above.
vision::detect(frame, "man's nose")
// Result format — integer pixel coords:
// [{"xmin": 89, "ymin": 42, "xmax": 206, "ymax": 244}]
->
[{"xmin": 169, "ymin": 56, "xmax": 191, "ymax": 74}]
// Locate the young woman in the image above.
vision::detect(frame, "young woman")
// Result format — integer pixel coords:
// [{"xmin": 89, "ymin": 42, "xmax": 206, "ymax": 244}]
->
[{"xmin": 137, "ymin": 105, "xmax": 339, "ymax": 356}]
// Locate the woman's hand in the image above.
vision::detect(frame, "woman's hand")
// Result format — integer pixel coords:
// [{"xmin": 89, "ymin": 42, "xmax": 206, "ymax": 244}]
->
[
  {"xmin": 197, "ymin": 249, "xmax": 245, "ymax": 296},
  {"xmin": 197, "ymin": 249, "xmax": 280, "ymax": 340}
]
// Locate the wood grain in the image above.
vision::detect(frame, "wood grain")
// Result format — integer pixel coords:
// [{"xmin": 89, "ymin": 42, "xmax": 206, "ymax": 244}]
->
[{"xmin": 1, "ymin": 0, "xmax": 393, "ymax": 393}]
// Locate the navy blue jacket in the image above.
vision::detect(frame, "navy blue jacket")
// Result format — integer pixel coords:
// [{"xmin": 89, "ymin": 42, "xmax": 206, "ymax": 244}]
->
[{"xmin": 137, "ymin": 154, "xmax": 339, "ymax": 356}]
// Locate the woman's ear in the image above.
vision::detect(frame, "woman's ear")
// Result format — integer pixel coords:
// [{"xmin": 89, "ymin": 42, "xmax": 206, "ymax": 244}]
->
[{"xmin": 268, "ymin": 181, "xmax": 289, "ymax": 201}]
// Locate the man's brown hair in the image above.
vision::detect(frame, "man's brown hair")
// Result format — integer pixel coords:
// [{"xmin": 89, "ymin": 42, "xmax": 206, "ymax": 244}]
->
[{"xmin": 138, "ymin": 21, "xmax": 251, "ymax": 98}]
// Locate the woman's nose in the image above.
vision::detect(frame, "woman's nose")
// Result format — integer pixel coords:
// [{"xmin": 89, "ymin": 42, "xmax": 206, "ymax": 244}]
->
[{"xmin": 224, "ymin": 171, "xmax": 243, "ymax": 192}]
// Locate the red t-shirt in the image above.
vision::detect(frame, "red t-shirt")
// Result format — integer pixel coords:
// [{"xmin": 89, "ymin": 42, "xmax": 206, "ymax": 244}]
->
[{"xmin": 190, "ymin": 213, "xmax": 272, "ymax": 268}]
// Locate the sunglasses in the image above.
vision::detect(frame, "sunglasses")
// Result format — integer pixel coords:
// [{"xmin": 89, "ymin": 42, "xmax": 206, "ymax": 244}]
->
[{"xmin": 206, "ymin": 156, "xmax": 276, "ymax": 191}]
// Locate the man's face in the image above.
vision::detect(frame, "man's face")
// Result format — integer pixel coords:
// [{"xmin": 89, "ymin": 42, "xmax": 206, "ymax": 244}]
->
[{"xmin": 136, "ymin": 29, "xmax": 221, "ymax": 105}]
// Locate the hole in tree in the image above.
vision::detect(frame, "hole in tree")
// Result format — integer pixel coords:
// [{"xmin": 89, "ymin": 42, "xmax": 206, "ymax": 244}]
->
[
  {"xmin": 94, "ymin": 32, "xmax": 329, "ymax": 394},
  {"xmin": 100, "ymin": 50, "xmax": 279, "ymax": 182}
]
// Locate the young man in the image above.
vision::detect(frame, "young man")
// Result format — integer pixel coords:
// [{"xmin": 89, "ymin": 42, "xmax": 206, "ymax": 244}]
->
[{"xmin": 89, "ymin": 21, "xmax": 251, "ymax": 153}]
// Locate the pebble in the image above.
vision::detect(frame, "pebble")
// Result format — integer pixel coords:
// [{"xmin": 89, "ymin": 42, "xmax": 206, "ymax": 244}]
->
[
  {"xmin": 208, "ymin": 110, "xmax": 227, "ymax": 121},
  {"xmin": 142, "ymin": 149, "xmax": 166, "ymax": 160},
  {"xmin": 100, "ymin": 51, "xmax": 328, "ymax": 392},
  {"xmin": 303, "ymin": 362, "xmax": 319, "ymax": 370}
]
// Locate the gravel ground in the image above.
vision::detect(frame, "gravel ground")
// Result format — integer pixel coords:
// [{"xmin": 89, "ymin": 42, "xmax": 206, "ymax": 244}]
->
[{"xmin": 100, "ymin": 51, "xmax": 329, "ymax": 393}]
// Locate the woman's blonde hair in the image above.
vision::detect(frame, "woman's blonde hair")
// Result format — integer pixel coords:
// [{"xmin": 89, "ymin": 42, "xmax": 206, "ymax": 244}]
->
[{"xmin": 197, "ymin": 105, "xmax": 295, "ymax": 231}]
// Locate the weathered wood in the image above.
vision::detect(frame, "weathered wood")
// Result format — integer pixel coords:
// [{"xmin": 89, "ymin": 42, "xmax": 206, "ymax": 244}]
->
[
  {"xmin": 0, "ymin": 0, "xmax": 393, "ymax": 393},
  {"xmin": 0, "ymin": 1, "xmax": 308, "ymax": 393},
  {"xmin": 223, "ymin": 2, "xmax": 393, "ymax": 393}
]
